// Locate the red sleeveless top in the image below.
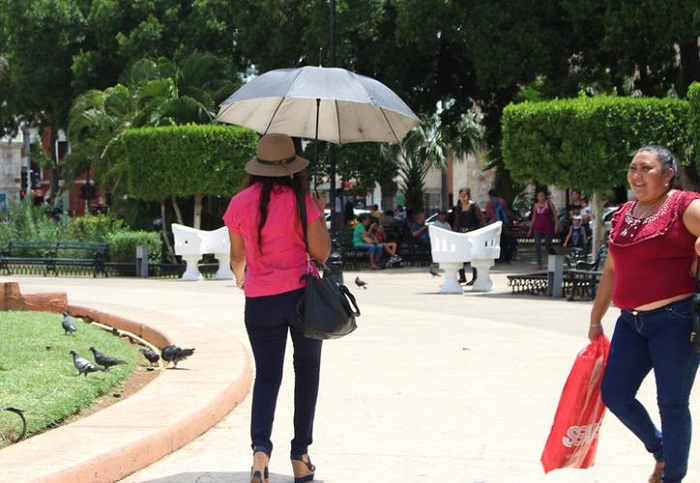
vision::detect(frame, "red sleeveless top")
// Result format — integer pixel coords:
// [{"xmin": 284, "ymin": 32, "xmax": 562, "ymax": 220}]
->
[{"xmin": 609, "ymin": 190, "xmax": 700, "ymax": 309}]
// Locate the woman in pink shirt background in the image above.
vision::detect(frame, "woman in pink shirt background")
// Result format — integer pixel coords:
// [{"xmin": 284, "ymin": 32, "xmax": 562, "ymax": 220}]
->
[
  {"xmin": 224, "ymin": 133, "xmax": 330, "ymax": 483},
  {"xmin": 589, "ymin": 144, "xmax": 700, "ymax": 483}
]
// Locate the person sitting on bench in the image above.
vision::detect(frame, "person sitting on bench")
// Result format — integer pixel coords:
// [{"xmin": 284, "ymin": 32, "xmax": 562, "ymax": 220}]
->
[{"xmin": 353, "ymin": 213, "xmax": 383, "ymax": 270}]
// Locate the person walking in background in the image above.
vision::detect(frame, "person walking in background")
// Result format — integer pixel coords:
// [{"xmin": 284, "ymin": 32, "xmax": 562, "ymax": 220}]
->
[
  {"xmin": 527, "ymin": 190, "xmax": 559, "ymax": 269},
  {"xmin": 223, "ymin": 133, "xmax": 330, "ymax": 483},
  {"xmin": 588, "ymin": 144, "xmax": 700, "ymax": 483},
  {"xmin": 485, "ymin": 188, "xmax": 516, "ymax": 263},
  {"xmin": 452, "ymin": 187, "xmax": 484, "ymax": 284}
]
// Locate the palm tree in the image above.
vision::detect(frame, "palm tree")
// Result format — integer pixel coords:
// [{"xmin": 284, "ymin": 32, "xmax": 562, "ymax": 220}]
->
[
  {"xmin": 66, "ymin": 54, "xmax": 241, "ymax": 227},
  {"xmin": 405, "ymin": 105, "xmax": 484, "ymax": 210}
]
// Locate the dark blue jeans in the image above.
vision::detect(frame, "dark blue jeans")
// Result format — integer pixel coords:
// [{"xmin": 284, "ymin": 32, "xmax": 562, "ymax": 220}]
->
[
  {"xmin": 601, "ymin": 297, "xmax": 700, "ymax": 482},
  {"xmin": 245, "ymin": 288, "xmax": 323, "ymax": 457}
]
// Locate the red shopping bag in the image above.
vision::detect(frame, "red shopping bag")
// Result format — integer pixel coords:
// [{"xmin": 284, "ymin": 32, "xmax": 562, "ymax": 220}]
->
[{"xmin": 541, "ymin": 335, "xmax": 610, "ymax": 473}]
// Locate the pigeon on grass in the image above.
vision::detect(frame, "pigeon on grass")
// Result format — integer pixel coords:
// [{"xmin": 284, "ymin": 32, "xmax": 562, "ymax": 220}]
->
[
  {"xmin": 89, "ymin": 346, "xmax": 127, "ymax": 369},
  {"xmin": 70, "ymin": 350, "xmax": 105, "ymax": 376},
  {"xmin": 62, "ymin": 313, "xmax": 77, "ymax": 335},
  {"xmin": 354, "ymin": 276, "xmax": 368, "ymax": 289},
  {"xmin": 139, "ymin": 348, "xmax": 160, "ymax": 367},
  {"xmin": 161, "ymin": 345, "xmax": 195, "ymax": 369}
]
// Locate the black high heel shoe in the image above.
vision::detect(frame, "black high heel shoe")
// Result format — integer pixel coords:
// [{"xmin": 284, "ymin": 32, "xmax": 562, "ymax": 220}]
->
[
  {"xmin": 290, "ymin": 454, "xmax": 315, "ymax": 483},
  {"xmin": 250, "ymin": 450, "xmax": 270, "ymax": 483}
]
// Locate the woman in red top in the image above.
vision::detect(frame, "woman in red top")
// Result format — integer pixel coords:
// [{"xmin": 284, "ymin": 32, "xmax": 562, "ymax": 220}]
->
[
  {"xmin": 527, "ymin": 190, "xmax": 559, "ymax": 269},
  {"xmin": 589, "ymin": 145, "xmax": 700, "ymax": 483},
  {"xmin": 224, "ymin": 133, "xmax": 330, "ymax": 483}
]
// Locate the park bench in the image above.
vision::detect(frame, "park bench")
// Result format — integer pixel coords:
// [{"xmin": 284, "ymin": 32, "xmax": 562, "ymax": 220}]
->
[
  {"xmin": 506, "ymin": 246, "xmax": 607, "ymax": 300},
  {"xmin": 0, "ymin": 240, "xmax": 108, "ymax": 277},
  {"xmin": 54, "ymin": 241, "xmax": 109, "ymax": 277},
  {"xmin": 564, "ymin": 245, "xmax": 608, "ymax": 301},
  {"xmin": 171, "ymin": 224, "xmax": 234, "ymax": 281},
  {"xmin": 0, "ymin": 241, "xmax": 59, "ymax": 276},
  {"xmin": 428, "ymin": 222, "xmax": 502, "ymax": 293}
]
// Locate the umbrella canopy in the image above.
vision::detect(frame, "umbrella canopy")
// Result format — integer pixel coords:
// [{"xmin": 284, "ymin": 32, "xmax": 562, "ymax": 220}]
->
[{"xmin": 216, "ymin": 66, "xmax": 419, "ymax": 145}]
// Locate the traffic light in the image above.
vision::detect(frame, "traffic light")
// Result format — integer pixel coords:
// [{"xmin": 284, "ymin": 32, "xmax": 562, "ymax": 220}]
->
[{"xmin": 20, "ymin": 167, "xmax": 27, "ymax": 199}]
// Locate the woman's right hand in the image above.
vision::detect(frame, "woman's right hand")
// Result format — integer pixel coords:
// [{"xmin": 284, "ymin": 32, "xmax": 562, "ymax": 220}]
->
[{"xmin": 311, "ymin": 191, "xmax": 326, "ymax": 212}]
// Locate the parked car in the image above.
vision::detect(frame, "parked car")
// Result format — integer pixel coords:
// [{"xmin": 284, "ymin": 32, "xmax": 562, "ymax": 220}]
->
[{"xmin": 602, "ymin": 205, "xmax": 620, "ymax": 232}]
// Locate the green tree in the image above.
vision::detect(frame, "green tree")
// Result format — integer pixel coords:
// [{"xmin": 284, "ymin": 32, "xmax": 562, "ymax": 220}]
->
[
  {"xmin": 66, "ymin": 54, "xmax": 238, "ymax": 210},
  {"xmin": 1, "ymin": 0, "xmax": 87, "ymax": 194},
  {"xmin": 121, "ymin": 125, "xmax": 255, "ymax": 229}
]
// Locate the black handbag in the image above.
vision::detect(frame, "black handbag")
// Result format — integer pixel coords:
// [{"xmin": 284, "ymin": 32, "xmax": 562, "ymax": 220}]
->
[
  {"xmin": 296, "ymin": 196, "xmax": 360, "ymax": 340},
  {"xmin": 298, "ymin": 268, "xmax": 360, "ymax": 340},
  {"xmin": 692, "ymin": 259, "xmax": 700, "ymax": 352}
]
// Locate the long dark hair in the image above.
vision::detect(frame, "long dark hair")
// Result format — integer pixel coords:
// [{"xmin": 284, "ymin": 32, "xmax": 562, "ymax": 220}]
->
[{"xmin": 245, "ymin": 172, "xmax": 308, "ymax": 253}]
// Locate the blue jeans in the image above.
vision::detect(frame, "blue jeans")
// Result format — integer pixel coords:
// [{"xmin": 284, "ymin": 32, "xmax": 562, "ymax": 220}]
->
[
  {"xmin": 601, "ymin": 297, "xmax": 699, "ymax": 482},
  {"xmin": 533, "ymin": 231, "xmax": 553, "ymax": 266},
  {"xmin": 354, "ymin": 242, "xmax": 382, "ymax": 258},
  {"xmin": 245, "ymin": 288, "xmax": 323, "ymax": 457}
]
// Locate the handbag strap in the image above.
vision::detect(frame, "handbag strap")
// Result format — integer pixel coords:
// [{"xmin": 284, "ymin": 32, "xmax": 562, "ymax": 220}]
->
[
  {"xmin": 696, "ymin": 258, "xmax": 700, "ymax": 292},
  {"xmin": 298, "ymin": 191, "xmax": 310, "ymax": 253},
  {"xmin": 298, "ymin": 192, "xmax": 319, "ymax": 273},
  {"xmin": 337, "ymin": 282, "xmax": 361, "ymax": 316}
]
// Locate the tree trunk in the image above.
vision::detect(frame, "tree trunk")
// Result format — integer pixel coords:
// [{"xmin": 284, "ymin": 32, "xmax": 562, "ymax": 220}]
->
[
  {"xmin": 193, "ymin": 193, "xmax": 203, "ymax": 229},
  {"xmin": 171, "ymin": 195, "xmax": 184, "ymax": 225},
  {"xmin": 160, "ymin": 200, "xmax": 176, "ymax": 263},
  {"xmin": 440, "ymin": 165, "xmax": 448, "ymax": 210},
  {"xmin": 591, "ymin": 191, "xmax": 606, "ymax": 254}
]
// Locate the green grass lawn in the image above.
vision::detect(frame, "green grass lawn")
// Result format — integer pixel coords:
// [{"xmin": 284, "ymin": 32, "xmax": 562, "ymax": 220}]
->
[{"xmin": 0, "ymin": 311, "xmax": 138, "ymax": 439}]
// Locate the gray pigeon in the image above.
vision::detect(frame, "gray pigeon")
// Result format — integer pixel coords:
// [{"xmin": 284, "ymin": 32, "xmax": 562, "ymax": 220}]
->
[
  {"xmin": 429, "ymin": 267, "xmax": 441, "ymax": 277},
  {"xmin": 161, "ymin": 345, "xmax": 195, "ymax": 369},
  {"xmin": 62, "ymin": 312, "xmax": 77, "ymax": 335},
  {"xmin": 139, "ymin": 348, "xmax": 160, "ymax": 367},
  {"xmin": 70, "ymin": 350, "xmax": 105, "ymax": 376},
  {"xmin": 354, "ymin": 276, "xmax": 368, "ymax": 289},
  {"xmin": 89, "ymin": 346, "xmax": 127, "ymax": 369}
]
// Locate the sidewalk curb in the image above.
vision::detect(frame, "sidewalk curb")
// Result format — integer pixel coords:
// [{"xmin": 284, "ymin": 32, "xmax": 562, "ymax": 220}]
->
[{"xmin": 0, "ymin": 301, "xmax": 252, "ymax": 483}]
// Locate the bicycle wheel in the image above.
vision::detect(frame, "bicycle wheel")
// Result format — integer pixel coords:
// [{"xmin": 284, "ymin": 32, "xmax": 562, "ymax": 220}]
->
[{"xmin": 0, "ymin": 407, "xmax": 27, "ymax": 447}]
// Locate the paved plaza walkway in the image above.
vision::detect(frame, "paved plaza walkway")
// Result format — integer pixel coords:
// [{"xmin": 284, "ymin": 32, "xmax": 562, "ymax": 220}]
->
[{"xmin": 1, "ymin": 261, "xmax": 699, "ymax": 483}]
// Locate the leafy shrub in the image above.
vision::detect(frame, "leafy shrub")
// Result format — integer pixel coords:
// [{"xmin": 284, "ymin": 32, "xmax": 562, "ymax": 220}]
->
[
  {"xmin": 106, "ymin": 231, "xmax": 162, "ymax": 263},
  {"xmin": 0, "ymin": 198, "xmax": 72, "ymax": 246},
  {"xmin": 71, "ymin": 213, "xmax": 127, "ymax": 241}
]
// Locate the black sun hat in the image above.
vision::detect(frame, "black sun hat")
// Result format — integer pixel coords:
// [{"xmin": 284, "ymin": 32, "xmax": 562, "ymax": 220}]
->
[{"xmin": 245, "ymin": 133, "xmax": 309, "ymax": 178}]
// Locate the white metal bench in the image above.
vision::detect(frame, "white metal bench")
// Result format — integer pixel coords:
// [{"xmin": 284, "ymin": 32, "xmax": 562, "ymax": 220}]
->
[
  {"xmin": 171, "ymin": 224, "xmax": 233, "ymax": 281},
  {"xmin": 428, "ymin": 222, "xmax": 502, "ymax": 293}
]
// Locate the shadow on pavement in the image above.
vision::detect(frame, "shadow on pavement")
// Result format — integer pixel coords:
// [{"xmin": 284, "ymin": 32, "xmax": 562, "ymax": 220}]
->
[{"xmin": 138, "ymin": 472, "xmax": 326, "ymax": 483}]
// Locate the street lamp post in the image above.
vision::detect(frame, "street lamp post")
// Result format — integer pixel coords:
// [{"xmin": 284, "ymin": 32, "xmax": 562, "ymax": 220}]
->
[
  {"xmin": 22, "ymin": 125, "xmax": 31, "ymax": 199},
  {"xmin": 325, "ymin": 0, "xmax": 346, "ymax": 283}
]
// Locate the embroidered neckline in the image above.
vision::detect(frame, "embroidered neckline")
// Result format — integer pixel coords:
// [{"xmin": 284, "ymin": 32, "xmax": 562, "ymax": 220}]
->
[{"xmin": 613, "ymin": 191, "xmax": 678, "ymax": 244}]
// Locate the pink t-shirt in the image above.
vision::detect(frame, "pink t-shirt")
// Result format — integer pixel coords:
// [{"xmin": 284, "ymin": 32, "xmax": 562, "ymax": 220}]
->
[{"xmin": 223, "ymin": 183, "xmax": 322, "ymax": 297}]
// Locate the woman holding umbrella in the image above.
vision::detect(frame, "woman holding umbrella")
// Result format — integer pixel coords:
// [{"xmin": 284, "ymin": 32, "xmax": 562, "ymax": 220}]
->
[{"xmin": 224, "ymin": 133, "xmax": 330, "ymax": 483}]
